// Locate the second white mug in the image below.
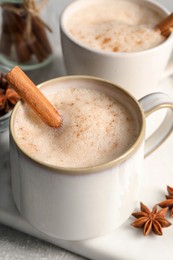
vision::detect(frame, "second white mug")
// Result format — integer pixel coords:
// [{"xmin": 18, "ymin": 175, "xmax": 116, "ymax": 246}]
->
[{"xmin": 60, "ymin": 0, "xmax": 173, "ymax": 98}]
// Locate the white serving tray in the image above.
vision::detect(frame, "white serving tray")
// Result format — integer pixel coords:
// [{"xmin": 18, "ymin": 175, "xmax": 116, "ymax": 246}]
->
[{"xmin": 0, "ymin": 76, "xmax": 173, "ymax": 260}]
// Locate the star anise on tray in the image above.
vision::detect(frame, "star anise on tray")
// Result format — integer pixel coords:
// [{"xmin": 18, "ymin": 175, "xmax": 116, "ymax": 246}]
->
[
  {"xmin": 158, "ymin": 186, "xmax": 173, "ymax": 218},
  {"xmin": 131, "ymin": 202, "xmax": 172, "ymax": 236},
  {"xmin": 0, "ymin": 73, "xmax": 20, "ymax": 117}
]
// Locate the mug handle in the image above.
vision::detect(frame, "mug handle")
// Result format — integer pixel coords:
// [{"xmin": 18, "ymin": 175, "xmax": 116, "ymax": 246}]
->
[{"xmin": 139, "ymin": 92, "xmax": 173, "ymax": 157}]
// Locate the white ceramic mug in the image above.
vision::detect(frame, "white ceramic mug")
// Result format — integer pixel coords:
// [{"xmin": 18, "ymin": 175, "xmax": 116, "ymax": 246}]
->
[
  {"xmin": 60, "ymin": 0, "xmax": 173, "ymax": 99},
  {"xmin": 10, "ymin": 76, "xmax": 173, "ymax": 241}
]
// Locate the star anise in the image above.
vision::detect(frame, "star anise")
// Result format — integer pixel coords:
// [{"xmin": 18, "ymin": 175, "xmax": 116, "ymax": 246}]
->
[
  {"xmin": 158, "ymin": 185, "xmax": 173, "ymax": 217},
  {"xmin": 0, "ymin": 73, "xmax": 20, "ymax": 117},
  {"xmin": 131, "ymin": 202, "xmax": 171, "ymax": 236}
]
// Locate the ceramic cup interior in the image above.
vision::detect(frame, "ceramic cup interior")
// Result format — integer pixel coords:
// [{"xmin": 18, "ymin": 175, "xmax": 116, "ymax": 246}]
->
[{"xmin": 10, "ymin": 76, "xmax": 145, "ymax": 172}]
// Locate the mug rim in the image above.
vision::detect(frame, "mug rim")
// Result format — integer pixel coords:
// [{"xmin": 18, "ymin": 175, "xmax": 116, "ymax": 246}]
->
[
  {"xmin": 10, "ymin": 75, "xmax": 146, "ymax": 174},
  {"xmin": 60, "ymin": 0, "xmax": 173, "ymax": 57}
]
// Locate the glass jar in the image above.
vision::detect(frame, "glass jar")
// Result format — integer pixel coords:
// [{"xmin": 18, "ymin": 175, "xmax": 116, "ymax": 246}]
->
[
  {"xmin": 0, "ymin": 111, "xmax": 10, "ymax": 156},
  {"xmin": 0, "ymin": 0, "xmax": 53, "ymax": 70},
  {"xmin": 0, "ymin": 65, "xmax": 13, "ymax": 156}
]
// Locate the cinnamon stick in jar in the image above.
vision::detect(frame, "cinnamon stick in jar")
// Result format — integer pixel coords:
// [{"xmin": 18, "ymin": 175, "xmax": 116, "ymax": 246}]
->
[
  {"xmin": 31, "ymin": 15, "xmax": 52, "ymax": 56},
  {"xmin": 0, "ymin": 1, "xmax": 53, "ymax": 65},
  {"xmin": 28, "ymin": 34, "xmax": 49, "ymax": 62},
  {"xmin": 0, "ymin": 10, "xmax": 12, "ymax": 56},
  {"xmin": 6, "ymin": 11, "xmax": 31, "ymax": 63}
]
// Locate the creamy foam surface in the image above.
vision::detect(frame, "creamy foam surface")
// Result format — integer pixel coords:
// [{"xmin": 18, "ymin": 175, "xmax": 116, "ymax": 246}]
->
[
  {"xmin": 14, "ymin": 86, "xmax": 139, "ymax": 168},
  {"xmin": 67, "ymin": 0, "xmax": 165, "ymax": 52}
]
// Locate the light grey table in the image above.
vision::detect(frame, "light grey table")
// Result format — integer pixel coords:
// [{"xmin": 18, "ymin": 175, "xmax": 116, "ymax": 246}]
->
[
  {"xmin": 0, "ymin": 0, "xmax": 172, "ymax": 259},
  {"xmin": 0, "ymin": 224, "xmax": 87, "ymax": 260}
]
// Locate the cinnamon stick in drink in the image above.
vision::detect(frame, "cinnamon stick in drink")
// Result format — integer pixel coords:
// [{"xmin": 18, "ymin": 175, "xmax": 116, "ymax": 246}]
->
[
  {"xmin": 5, "ymin": 66, "xmax": 62, "ymax": 128},
  {"xmin": 156, "ymin": 12, "xmax": 173, "ymax": 37}
]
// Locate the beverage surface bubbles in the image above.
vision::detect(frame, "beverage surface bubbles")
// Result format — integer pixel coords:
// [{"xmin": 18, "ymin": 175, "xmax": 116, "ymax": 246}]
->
[
  {"xmin": 14, "ymin": 87, "xmax": 139, "ymax": 168},
  {"xmin": 67, "ymin": 0, "xmax": 165, "ymax": 52}
]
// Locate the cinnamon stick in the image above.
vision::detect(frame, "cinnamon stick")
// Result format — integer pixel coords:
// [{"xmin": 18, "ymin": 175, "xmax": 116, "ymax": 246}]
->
[
  {"xmin": 3, "ymin": 11, "xmax": 31, "ymax": 63},
  {"xmin": 0, "ymin": 3, "xmax": 53, "ymax": 64},
  {"xmin": 14, "ymin": 32, "xmax": 32, "ymax": 62},
  {"xmin": 28, "ymin": 35, "xmax": 48, "ymax": 62},
  {"xmin": 156, "ymin": 13, "xmax": 173, "ymax": 37},
  {"xmin": 31, "ymin": 15, "xmax": 52, "ymax": 55},
  {"xmin": 0, "ymin": 10, "xmax": 12, "ymax": 56},
  {"xmin": 5, "ymin": 66, "xmax": 62, "ymax": 128}
]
